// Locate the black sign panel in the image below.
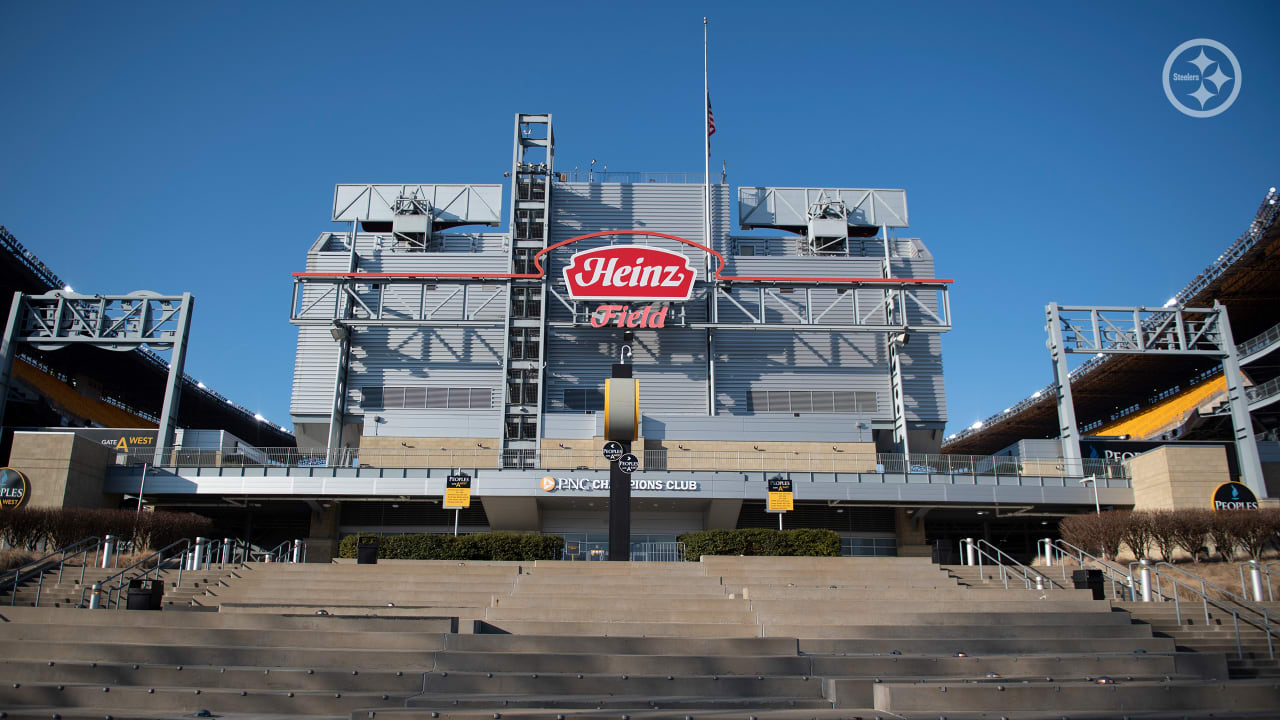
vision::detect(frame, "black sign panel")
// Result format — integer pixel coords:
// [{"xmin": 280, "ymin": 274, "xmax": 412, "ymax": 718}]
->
[
  {"xmin": 768, "ymin": 477, "xmax": 792, "ymax": 493},
  {"xmin": 446, "ymin": 475, "xmax": 472, "ymax": 489},
  {"xmin": 1082, "ymin": 439, "xmax": 1239, "ymax": 479},
  {"xmin": 602, "ymin": 441, "xmax": 624, "ymax": 462},
  {"xmin": 1212, "ymin": 481, "xmax": 1258, "ymax": 511},
  {"xmin": 617, "ymin": 454, "xmax": 639, "ymax": 474},
  {"xmin": 0, "ymin": 468, "xmax": 30, "ymax": 510}
]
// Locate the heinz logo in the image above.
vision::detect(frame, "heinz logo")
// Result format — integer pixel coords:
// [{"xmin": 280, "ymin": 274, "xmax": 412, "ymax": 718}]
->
[{"xmin": 562, "ymin": 245, "xmax": 697, "ymax": 302}]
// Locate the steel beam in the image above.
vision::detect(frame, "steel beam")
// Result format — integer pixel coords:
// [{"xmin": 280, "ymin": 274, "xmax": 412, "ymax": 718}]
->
[
  {"xmin": 0, "ymin": 292, "xmax": 23, "ymax": 426},
  {"xmin": 154, "ymin": 293, "xmax": 193, "ymax": 464},
  {"xmin": 1215, "ymin": 301, "xmax": 1267, "ymax": 499}
]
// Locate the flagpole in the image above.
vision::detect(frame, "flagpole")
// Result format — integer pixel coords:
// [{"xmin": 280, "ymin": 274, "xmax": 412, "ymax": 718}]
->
[{"xmin": 703, "ymin": 17, "xmax": 715, "ymax": 417}]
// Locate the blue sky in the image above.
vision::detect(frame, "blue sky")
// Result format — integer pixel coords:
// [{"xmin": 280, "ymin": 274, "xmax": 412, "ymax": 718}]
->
[{"xmin": 1, "ymin": 2, "xmax": 1276, "ymax": 438}]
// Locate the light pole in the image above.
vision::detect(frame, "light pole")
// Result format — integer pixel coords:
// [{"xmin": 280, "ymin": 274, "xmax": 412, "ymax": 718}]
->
[
  {"xmin": 1080, "ymin": 475, "xmax": 1100, "ymax": 515},
  {"xmin": 136, "ymin": 463, "xmax": 148, "ymax": 517}
]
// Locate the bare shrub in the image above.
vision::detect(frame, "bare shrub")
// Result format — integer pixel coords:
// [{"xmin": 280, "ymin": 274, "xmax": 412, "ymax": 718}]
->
[
  {"xmin": 1209, "ymin": 510, "xmax": 1242, "ymax": 561},
  {"xmin": 0, "ymin": 549, "xmax": 39, "ymax": 573},
  {"xmin": 1096, "ymin": 510, "xmax": 1128, "ymax": 559},
  {"xmin": 1226, "ymin": 509, "xmax": 1280, "ymax": 559},
  {"xmin": 1169, "ymin": 509, "xmax": 1213, "ymax": 562},
  {"xmin": 1121, "ymin": 510, "xmax": 1153, "ymax": 560},
  {"xmin": 1147, "ymin": 510, "xmax": 1182, "ymax": 562}
]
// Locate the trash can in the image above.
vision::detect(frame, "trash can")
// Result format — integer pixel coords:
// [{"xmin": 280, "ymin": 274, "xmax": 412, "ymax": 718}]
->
[
  {"xmin": 357, "ymin": 537, "xmax": 379, "ymax": 565},
  {"xmin": 126, "ymin": 578, "xmax": 164, "ymax": 610},
  {"xmin": 1071, "ymin": 569, "xmax": 1105, "ymax": 600},
  {"xmin": 931, "ymin": 539, "xmax": 954, "ymax": 565}
]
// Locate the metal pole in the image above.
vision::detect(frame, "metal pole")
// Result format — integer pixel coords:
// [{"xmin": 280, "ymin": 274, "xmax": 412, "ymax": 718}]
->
[
  {"xmin": 1046, "ymin": 303, "xmax": 1083, "ymax": 476},
  {"xmin": 454, "ymin": 508, "xmax": 460, "ymax": 537},
  {"xmin": 101, "ymin": 535, "xmax": 114, "ymax": 569},
  {"xmin": 88, "ymin": 582, "xmax": 102, "ymax": 610},
  {"xmin": 778, "ymin": 512, "xmax": 783, "ymax": 531},
  {"xmin": 136, "ymin": 464, "xmax": 147, "ymax": 517},
  {"xmin": 292, "ymin": 539, "xmax": 302, "ymax": 564},
  {"xmin": 1042, "ymin": 538, "xmax": 1053, "ymax": 566},
  {"xmin": 221, "ymin": 538, "xmax": 232, "ymax": 565},
  {"xmin": 1249, "ymin": 561, "xmax": 1266, "ymax": 603},
  {"xmin": 964, "ymin": 537, "xmax": 976, "ymax": 566},
  {"xmin": 1139, "ymin": 559, "xmax": 1152, "ymax": 602}
]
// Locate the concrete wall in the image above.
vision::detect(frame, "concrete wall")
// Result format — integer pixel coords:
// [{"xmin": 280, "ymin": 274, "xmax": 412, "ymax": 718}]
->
[
  {"xmin": 358, "ymin": 436, "xmax": 501, "ymax": 468},
  {"xmin": 7, "ymin": 431, "xmax": 112, "ymax": 509},
  {"xmin": 1127, "ymin": 445, "xmax": 1230, "ymax": 510}
]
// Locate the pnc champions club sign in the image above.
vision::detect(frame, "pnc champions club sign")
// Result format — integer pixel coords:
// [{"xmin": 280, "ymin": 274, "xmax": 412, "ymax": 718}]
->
[
  {"xmin": 0, "ymin": 468, "xmax": 31, "ymax": 510},
  {"xmin": 562, "ymin": 245, "xmax": 697, "ymax": 328}
]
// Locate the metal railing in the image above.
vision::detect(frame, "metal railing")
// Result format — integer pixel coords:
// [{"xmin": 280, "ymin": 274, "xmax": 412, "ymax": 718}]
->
[
  {"xmin": 80, "ymin": 538, "xmax": 192, "ymax": 610},
  {"xmin": 4, "ymin": 537, "xmax": 104, "ymax": 607},
  {"xmin": 255, "ymin": 539, "xmax": 306, "ymax": 564},
  {"xmin": 556, "ymin": 170, "xmax": 706, "ymax": 184},
  {"xmin": 1238, "ymin": 321, "xmax": 1280, "ymax": 360},
  {"xmin": 117, "ymin": 446, "xmax": 1130, "ymax": 479},
  {"xmin": 961, "ymin": 538, "xmax": 1046, "ymax": 591},
  {"xmin": 1128, "ymin": 560, "xmax": 1278, "ymax": 659},
  {"xmin": 1246, "ymin": 375, "xmax": 1280, "ymax": 405},
  {"xmin": 1038, "ymin": 538, "xmax": 1133, "ymax": 600},
  {"xmin": 633, "ymin": 542, "xmax": 685, "ymax": 562}
]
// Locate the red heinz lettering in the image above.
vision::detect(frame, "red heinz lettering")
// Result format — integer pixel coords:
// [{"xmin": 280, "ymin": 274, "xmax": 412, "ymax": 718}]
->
[{"xmin": 563, "ymin": 245, "xmax": 696, "ymax": 301}]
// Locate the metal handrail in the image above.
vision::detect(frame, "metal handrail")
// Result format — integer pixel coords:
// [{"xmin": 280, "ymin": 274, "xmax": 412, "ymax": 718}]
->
[
  {"xmin": 79, "ymin": 538, "xmax": 191, "ymax": 610},
  {"xmin": 5, "ymin": 536, "xmax": 103, "ymax": 607},
  {"xmin": 1039, "ymin": 538, "xmax": 1134, "ymax": 600},
  {"xmin": 1240, "ymin": 561, "xmax": 1280, "ymax": 602},
  {"xmin": 974, "ymin": 539, "xmax": 1049, "ymax": 591},
  {"xmin": 1129, "ymin": 560, "xmax": 1276, "ymax": 659},
  {"xmin": 117, "ymin": 446, "xmax": 1131, "ymax": 479}
]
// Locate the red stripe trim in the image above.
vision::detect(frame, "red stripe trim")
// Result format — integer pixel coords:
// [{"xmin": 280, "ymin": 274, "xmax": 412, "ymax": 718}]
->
[{"xmin": 292, "ymin": 230, "xmax": 954, "ymax": 285}]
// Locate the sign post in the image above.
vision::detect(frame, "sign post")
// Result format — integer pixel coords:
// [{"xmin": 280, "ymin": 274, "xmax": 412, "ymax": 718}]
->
[
  {"xmin": 605, "ymin": 364, "xmax": 638, "ymax": 561},
  {"xmin": 444, "ymin": 474, "xmax": 472, "ymax": 536},
  {"xmin": 767, "ymin": 477, "xmax": 793, "ymax": 530}
]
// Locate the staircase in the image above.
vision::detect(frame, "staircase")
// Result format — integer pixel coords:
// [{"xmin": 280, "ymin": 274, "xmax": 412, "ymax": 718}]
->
[
  {"xmin": 0, "ymin": 556, "xmax": 1277, "ymax": 718},
  {"xmin": 1118, "ymin": 600, "xmax": 1280, "ymax": 679}
]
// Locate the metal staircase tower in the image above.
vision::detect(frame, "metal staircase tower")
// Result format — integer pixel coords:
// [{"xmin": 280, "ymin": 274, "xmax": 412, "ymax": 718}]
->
[{"xmin": 500, "ymin": 114, "xmax": 553, "ymax": 468}]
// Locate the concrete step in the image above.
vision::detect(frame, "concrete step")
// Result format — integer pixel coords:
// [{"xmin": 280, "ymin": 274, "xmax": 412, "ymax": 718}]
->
[
  {"xmin": 0, "ymin": 660, "xmax": 425, "ymax": 692},
  {"xmin": 417, "ymin": 670, "xmax": 827, "ymax": 699},
  {"xmin": 483, "ymin": 607, "xmax": 758, "ymax": 624},
  {"xmin": 476, "ymin": 619, "xmax": 763, "ymax": 638},
  {"xmin": 431, "ymin": 650, "xmax": 810, "ymax": 676},
  {"xmin": 0, "ymin": 623, "xmax": 451, "ymax": 650},
  {"xmin": 774, "ymin": 633, "xmax": 1177, "ymax": 652},
  {"xmin": 0, "ymin": 605, "xmax": 456, "ymax": 632},
  {"xmin": 871, "ymin": 678, "xmax": 1280, "ymax": 713},
  {"xmin": 747, "ymin": 598, "xmax": 1116, "ymax": 614},
  {"xmin": 0, "ymin": 683, "xmax": 411, "ymax": 715},
  {"xmin": 490, "ymin": 596, "xmax": 750, "ymax": 611},
  {"xmin": 444, "ymin": 634, "xmax": 800, "ymax": 656}
]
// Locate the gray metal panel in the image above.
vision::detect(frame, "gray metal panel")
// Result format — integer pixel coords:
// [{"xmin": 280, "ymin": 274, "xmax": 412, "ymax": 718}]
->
[
  {"xmin": 548, "ymin": 183, "xmax": 731, "ymax": 272},
  {"xmin": 542, "ymin": 413, "xmax": 598, "ymax": 440},
  {"xmin": 290, "ymin": 325, "xmax": 339, "ymax": 416},
  {"xmin": 713, "ymin": 329, "xmax": 892, "ymax": 420},
  {"xmin": 544, "ymin": 327, "xmax": 708, "ymax": 415},
  {"xmin": 641, "ymin": 414, "xmax": 872, "ymax": 442},
  {"xmin": 332, "ymin": 185, "xmax": 503, "ymax": 225},
  {"xmin": 363, "ymin": 411, "xmax": 498, "ymax": 438},
  {"xmin": 739, "ymin": 187, "xmax": 909, "ymax": 229},
  {"xmin": 724, "ymin": 256, "xmax": 884, "ymax": 278},
  {"xmin": 345, "ymin": 327, "xmax": 505, "ymax": 411}
]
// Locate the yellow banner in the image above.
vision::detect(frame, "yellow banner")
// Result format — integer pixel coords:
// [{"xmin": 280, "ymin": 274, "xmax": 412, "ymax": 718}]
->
[
  {"xmin": 767, "ymin": 491, "xmax": 793, "ymax": 512},
  {"xmin": 444, "ymin": 487, "xmax": 471, "ymax": 509}
]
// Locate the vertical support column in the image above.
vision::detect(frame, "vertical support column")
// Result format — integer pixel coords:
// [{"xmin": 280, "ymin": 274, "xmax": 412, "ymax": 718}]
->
[
  {"xmin": 889, "ymin": 342, "xmax": 911, "ymax": 456},
  {"xmin": 0, "ymin": 292, "xmax": 23, "ymax": 428},
  {"xmin": 154, "ymin": 293, "xmax": 193, "ymax": 465},
  {"xmin": 327, "ymin": 225, "xmax": 359, "ymax": 454},
  {"xmin": 1046, "ymin": 303, "xmax": 1083, "ymax": 476},
  {"xmin": 1215, "ymin": 302, "xmax": 1267, "ymax": 498}
]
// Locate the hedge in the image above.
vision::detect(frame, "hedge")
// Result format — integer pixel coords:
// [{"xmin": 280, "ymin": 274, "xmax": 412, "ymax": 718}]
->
[
  {"xmin": 1059, "ymin": 508, "xmax": 1280, "ymax": 562},
  {"xmin": 337, "ymin": 532, "xmax": 563, "ymax": 561},
  {"xmin": 0, "ymin": 507, "xmax": 213, "ymax": 552},
  {"xmin": 677, "ymin": 528, "xmax": 841, "ymax": 560}
]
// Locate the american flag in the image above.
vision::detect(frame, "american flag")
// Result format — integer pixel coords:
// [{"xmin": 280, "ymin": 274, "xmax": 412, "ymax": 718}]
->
[{"xmin": 707, "ymin": 93, "xmax": 716, "ymax": 137}]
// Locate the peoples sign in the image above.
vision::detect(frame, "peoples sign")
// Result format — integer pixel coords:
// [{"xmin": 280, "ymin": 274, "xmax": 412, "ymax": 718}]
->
[{"xmin": 562, "ymin": 245, "xmax": 697, "ymax": 302}]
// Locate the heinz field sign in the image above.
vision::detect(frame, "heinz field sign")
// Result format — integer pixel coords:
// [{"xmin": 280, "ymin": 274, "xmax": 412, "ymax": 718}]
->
[{"xmin": 562, "ymin": 245, "xmax": 697, "ymax": 302}]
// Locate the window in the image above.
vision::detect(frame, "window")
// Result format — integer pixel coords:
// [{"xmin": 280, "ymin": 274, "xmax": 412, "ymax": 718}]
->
[
  {"xmin": 563, "ymin": 388, "xmax": 605, "ymax": 411},
  {"xmin": 749, "ymin": 389, "xmax": 878, "ymax": 414},
  {"xmin": 361, "ymin": 386, "xmax": 493, "ymax": 410}
]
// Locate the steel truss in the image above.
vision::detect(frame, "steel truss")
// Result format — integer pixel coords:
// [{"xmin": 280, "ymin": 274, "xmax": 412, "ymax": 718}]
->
[
  {"xmin": 1046, "ymin": 301, "xmax": 1265, "ymax": 498},
  {"xmin": 291, "ymin": 277, "xmax": 506, "ymax": 327},
  {"xmin": 0, "ymin": 291, "xmax": 193, "ymax": 463}
]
